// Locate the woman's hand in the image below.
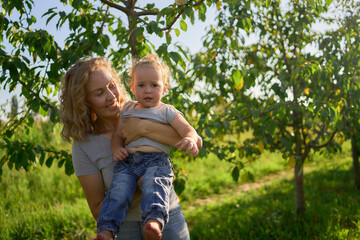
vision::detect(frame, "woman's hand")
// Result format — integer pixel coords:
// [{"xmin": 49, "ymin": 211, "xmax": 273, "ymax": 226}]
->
[
  {"xmin": 122, "ymin": 117, "xmax": 183, "ymax": 146},
  {"xmin": 121, "ymin": 117, "xmax": 145, "ymax": 145}
]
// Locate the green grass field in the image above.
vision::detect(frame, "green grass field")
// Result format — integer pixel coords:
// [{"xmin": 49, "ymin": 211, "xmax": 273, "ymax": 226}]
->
[{"xmin": 1, "ymin": 124, "xmax": 359, "ymax": 239}]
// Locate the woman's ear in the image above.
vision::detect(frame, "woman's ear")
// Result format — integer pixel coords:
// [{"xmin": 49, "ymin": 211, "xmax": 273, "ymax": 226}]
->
[
  {"xmin": 131, "ymin": 82, "xmax": 135, "ymax": 95},
  {"xmin": 162, "ymin": 83, "xmax": 168, "ymax": 95}
]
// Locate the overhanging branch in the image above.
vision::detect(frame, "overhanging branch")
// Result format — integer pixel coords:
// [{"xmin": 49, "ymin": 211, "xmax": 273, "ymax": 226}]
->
[
  {"xmin": 100, "ymin": 0, "xmax": 128, "ymax": 14},
  {"xmin": 18, "ymin": 78, "xmax": 57, "ymax": 112},
  {"xmin": 308, "ymin": 129, "xmax": 338, "ymax": 149}
]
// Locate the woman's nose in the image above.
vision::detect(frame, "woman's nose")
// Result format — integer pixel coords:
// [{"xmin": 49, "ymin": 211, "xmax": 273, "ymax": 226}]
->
[{"xmin": 106, "ymin": 88, "xmax": 116, "ymax": 99}]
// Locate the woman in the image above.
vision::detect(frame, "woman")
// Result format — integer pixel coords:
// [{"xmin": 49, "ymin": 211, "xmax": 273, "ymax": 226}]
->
[{"xmin": 59, "ymin": 56, "xmax": 198, "ymax": 239}]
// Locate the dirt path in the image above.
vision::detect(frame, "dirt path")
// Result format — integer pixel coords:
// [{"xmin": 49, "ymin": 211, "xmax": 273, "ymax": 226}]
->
[{"xmin": 186, "ymin": 169, "xmax": 294, "ymax": 211}]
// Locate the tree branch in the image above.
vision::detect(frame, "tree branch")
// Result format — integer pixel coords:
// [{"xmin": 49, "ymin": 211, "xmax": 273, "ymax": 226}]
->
[
  {"xmin": 0, "ymin": 108, "xmax": 31, "ymax": 136},
  {"xmin": 18, "ymin": 78, "xmax": 57, "ymax": 112},
  {"xmin": 308, "ymin": 129, "xmax": 338, "ymax": 149},
  {"xmin": 159, "ymin": 0, "xmax": 205, "ymax": 31},
  {"xmin": 135, "ymin": 9, "xmax": 158, "ymax": 17},
  {"xmin": 100, "ymin": 0, "xmax": 128, "ymax": 14},
  {"xmin": 84, "ymin": 6, "xmax": 110, "ymax": 53}
]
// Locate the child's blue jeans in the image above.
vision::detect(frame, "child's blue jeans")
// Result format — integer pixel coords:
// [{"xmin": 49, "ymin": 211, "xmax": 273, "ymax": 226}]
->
[{"xmin": 97, "ymin": 151, "xmax": 174, "ymax": 236}]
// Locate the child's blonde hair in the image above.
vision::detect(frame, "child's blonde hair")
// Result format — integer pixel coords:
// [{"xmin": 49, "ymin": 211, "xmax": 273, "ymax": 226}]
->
[{"xmin": 130, "ymin": 53, "xmax": 170, "ymax": 86}]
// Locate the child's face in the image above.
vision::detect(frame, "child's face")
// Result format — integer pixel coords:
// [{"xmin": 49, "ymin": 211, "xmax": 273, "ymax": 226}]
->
[{"xmin": 131, "ymin": 65, "xmax": 167, "ymax": 108}]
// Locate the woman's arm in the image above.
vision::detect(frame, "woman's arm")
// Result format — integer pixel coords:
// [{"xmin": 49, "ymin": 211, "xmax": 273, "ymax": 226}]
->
[
  {"xmin": 77, "ymin": 173, "xmax": 105, "ymax": 220},
  {"xmin": 121, "ymin": 117, "xmax": 182, "ymax": 146},
  {"xmin": 77, "ymin": 173, "xmax": 143, "ymax": 221}
]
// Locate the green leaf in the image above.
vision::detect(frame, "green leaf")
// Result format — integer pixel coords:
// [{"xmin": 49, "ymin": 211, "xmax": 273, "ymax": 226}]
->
[
  {"xmin": 157, "ymin": 44, "xmax": 168, "ymax": 57},
  {"xmin": 58, "ymin": 158, "xmax": 65, "ymax": 168},
  {"xmin": 325, "ymin": 0, "xmax": 334, "ymax": 6},
  {"xmin": 27, "ymin": 115, "xmax": 34, "ymax": 126},
  {"xmin": 169, "ymin": 52, "xmax": 181, "ymax": 64},
  {"xmin": 50, "ymin": 109, "xmax": 59, "ymax": 123},
  {"xmin": 46, "ymin": 12, "xmax": 57, "ymax": 25},
  {"xmin": 39, "ymin": 152, "xmax": 45, "ymax": 166},
  {"xmin": 175, "ymin": 29, "xmax": 180, "ymax": 37},
  {"xmin": 205, "ymin": 128, "xmax": 214, "ymax": 138},
  {"xmin": 184, "ymin": 6, "xmax": 193, "ymax": 18},
  {"xmin": 180, "ymin": 20, "xmax": 187, "ymax": 31},
  {"xmin": 39, "ymin": 105, "xmax": 48, "ymax": 117},
  {"xmin": 247, "ymin": 171, "xmax": 255, "ymax": 182},
  {"xmin": 65, "ymin": 158, "xmax": 74, "ymax": 175},
  {"xmin": 271, "ymin": 83, "xmax": 286, "ymax": 99},
  {"xmin": 205, "ymin": 67, "xmax": 215, "ymax": 79},
  {"xmin": 46, "ymin": 156, "xmax": 54, "ymax": 168},
  {"xmin": 5, "ymin": 130, "xmax": 13, "ymax": 138},
  {"xmin": 174, "ymin": 178, "xmax": 186, "ymax": 195},
  {"xmin": 166, "ymin": 32, "xmax": 172, "ymax": 45},
  {"xmin": 232, "ymin": 166, "xmax": 239, "ymax": 182},
  {"xmin": 8, "ymin": 61, "xmax": 19, "ymax": 81},
  {"xmin": 231, "ymin": 70, "xmax": 243, "ymax": 90},
  {"xmin": 30, "ymin": 98, "xmax": 40, "ymax": 113},
  {"xmin": 43, "ymin": 39, "xmax": 52, "ymax": 53}
]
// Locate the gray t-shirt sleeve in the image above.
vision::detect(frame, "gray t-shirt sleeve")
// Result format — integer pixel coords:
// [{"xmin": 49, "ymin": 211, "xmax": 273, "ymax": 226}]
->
[
  {"xmin": 72, "ymin": 141, "xmax": 100, "ymax": 176},
  {"xmin": 165, "ymin": 104, "xmax": 182, "ymax": 124}
]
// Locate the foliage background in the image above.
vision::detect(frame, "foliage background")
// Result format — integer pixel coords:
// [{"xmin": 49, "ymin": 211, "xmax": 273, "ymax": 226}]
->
[{"xmin": 0, "ymin": 0, "xmax": 359, "ymax": 237}]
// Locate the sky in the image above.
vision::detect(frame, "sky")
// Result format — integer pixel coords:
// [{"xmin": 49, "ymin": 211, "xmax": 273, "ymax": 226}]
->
[{"xmin": 0, "ymin": 0, "xmax": 218, "ymax": 113}]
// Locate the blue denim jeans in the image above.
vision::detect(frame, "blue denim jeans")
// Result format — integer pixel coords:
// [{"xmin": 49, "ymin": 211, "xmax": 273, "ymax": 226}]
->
[
  {"xmin": 116, "ymin": 204, "xmax": 190, "ymax": 240},
  {"xmin": 97, "ymin": 152, "xmax": 174, "ymax": 236}
]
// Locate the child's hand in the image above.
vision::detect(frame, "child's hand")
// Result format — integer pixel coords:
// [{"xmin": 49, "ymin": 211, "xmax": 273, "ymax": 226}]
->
[
  {"xmin": 175, "ymin": 136, "xmax": 199, "ymax": 157},
  {"xmin": 113, "ymin": 147, "xmax": 129, "ymax": 161}
]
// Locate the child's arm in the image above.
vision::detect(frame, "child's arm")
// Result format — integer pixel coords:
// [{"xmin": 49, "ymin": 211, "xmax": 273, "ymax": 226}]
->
[
  {"xmin": 111, "ymin": 119, "xmax": 129, "ymax": 161},
  {"xmin": 171, "ymin": 114, "xmax": 199, "ymax": 157}
]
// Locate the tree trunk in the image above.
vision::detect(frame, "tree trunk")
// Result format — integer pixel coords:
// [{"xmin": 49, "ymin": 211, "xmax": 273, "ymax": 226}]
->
[
  {"xmin": 127, "ymin": 0, "xmax": 138, "ymax": 60},
  {"xmin": 294, "ymin": 160, "xmax": 306, "ymax": 218},
  {"xmin": 351, "ymin": 135, "xmax": 360, "ymax": 190}
]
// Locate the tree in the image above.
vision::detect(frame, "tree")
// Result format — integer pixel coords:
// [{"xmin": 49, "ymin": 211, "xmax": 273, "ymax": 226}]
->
[
  {"xmin": 188, "ymin": 0, "xmax": 347, "ymax": 218},
  {"xmin": 0, "ymin": 0, "xmax": 216, "ymax": 178},
  {"xmin": 320, "ymin": 1, "xmax": 360, "ymax": 189}
]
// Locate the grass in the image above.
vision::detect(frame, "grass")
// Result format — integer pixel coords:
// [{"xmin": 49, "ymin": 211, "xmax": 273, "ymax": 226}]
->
[
  {"xmin": 0, "ymin": 165, "xmax": 96, "ymax": 239},
  {"xmin": 184, "ymin": 144, "xmax": 360, "ymax": 239},
  {"xmin": 173, "ymin": 149, "xmax": 288, "ymax": 204},
  {"xmin": 1, "ymin": 123, "xmax": 359, "ymax": 239}
]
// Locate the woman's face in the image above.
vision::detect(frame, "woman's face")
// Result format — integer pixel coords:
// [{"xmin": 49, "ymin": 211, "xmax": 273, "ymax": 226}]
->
[{"xmin": 85, "ymin": 67, "xmax": 120, "ymax": 119}]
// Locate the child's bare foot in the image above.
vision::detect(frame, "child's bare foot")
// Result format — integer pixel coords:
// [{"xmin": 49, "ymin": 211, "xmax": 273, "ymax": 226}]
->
[
  {"xmin": 143, "ymin": 219, "xmax": 162, "ymax": 240},
  {"xmin": 95, "ymin": 230, "xmax": 114, "ymax": 240}
]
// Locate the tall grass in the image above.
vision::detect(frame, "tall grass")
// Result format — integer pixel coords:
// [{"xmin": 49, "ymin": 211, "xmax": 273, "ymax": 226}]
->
[{"xmin": 0, "ymin": 165, "xmax": 96, "ymax": 239}]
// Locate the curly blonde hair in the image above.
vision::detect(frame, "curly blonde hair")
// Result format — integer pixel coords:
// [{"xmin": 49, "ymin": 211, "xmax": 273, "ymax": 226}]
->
[
  {"xmin": 60, "ymin": 56, "xmax": 128, "ymax": 142},
  {"xmin": 130, "ymin": 53, "xmax": 170, "ymax": 87}
]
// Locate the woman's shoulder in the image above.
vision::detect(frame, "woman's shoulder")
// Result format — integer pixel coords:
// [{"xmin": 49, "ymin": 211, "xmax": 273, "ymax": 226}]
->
[
  {"xmin": 122, "ymin": 101, "xmax": 137, "ymax": 111},
  {"xmin": 72, "ymin": 134, "xmax": 110, "ymax": 151},
  {"xmin": 72, "ymin": 134, "xmax": 112, "ymax": 177}
]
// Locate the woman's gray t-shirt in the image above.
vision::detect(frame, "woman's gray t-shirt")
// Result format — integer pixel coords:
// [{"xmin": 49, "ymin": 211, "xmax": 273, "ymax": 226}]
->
[{"xmin": 71, "ymin": 134, "xmax": 180, "ymax": 221}]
